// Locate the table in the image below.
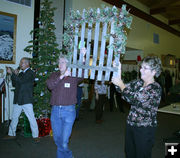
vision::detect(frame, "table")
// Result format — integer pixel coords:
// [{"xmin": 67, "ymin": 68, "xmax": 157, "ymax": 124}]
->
[
  {"xmin": 158, "ymin": 102, "xmax": 180, "ymax": 115},
  {"xmin": 158, "ymin": 102, "xmax": 180, "ymax": 143}
]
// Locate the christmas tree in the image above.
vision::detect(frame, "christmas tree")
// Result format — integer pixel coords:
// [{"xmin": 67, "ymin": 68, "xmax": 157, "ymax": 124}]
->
[{"xmin": 24, "ymin": 0, "xmax": 59, "ymax": 117}]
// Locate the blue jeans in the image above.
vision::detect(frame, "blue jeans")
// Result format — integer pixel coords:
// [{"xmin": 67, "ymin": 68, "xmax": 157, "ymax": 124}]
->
[{"xmin": 51, "ymin": 105, "xmax": 76, "ymax": 158}]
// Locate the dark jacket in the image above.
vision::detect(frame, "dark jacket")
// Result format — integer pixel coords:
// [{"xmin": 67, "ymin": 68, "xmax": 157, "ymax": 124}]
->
[{"xmin": 11, "ymin": 68, "xmax": 35, "ymax": 105}]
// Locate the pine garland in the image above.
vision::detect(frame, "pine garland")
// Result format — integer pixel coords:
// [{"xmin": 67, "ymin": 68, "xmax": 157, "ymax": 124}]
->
[{"xmin": 63, "ymin": 5, "xmax": 132, "ymax": 57}]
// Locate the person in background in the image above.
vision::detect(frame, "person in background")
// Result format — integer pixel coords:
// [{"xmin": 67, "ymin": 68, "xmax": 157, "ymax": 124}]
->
[
  {"xmin": 109, "ymin": 82, "xmax": 119, "ymax": 112},
  {"xmin": 109, "ymin": 72, "xmax": 124, "ymax": 112},
  {"xmin": 46, "ymin": 48, "xmax": 86, "ymax": 158},
  {"xmin": 164, "ymin": 69, "xmax": 172, "ymax": 96},
  {"xmin": 89, "ymin": 80, "xmax": 96, "ymax": 111},
  {"xmin": 82, "ymin": 82, "xmax": 89, "ymax": 100},
  {"xmin": 94, "ymin": 74, "xmax": 108, "ymax": 124},
  {"xmin": 166, "ymin": 79, "xmax": 180, "ymax": 104},
  {"xmin": 76, "ymin": 81, "xmax": 84, "ymax": 121},
  {"xmin": 3, "ymin": 57, "xmax": 39, "ymax": 142},
  {"xmin": 156, "ymin": 71, "xmax": 165, "ymax": 103},
  {"xmin": 109, "ymin": 81, "xmax": 115, "ymax": 112},
  {"xmin": 112, "ymin": 56, "xmax": 162, "ymax": 158}
]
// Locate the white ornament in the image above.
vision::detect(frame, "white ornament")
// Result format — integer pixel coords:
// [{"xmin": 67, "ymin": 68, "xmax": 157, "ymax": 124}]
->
[{"xmin": 40, "ymin": 91, "xmax": 44, "ymax": 96}]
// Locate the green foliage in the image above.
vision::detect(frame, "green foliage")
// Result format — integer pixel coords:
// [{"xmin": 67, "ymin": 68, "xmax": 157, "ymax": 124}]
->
[
  {"xmin": 24, "ymin": 0, "xmax": 59, "ymax": 117},
  {"xmin": 63, "ymin": 5, "xmax": 132, "ymax": 56}
]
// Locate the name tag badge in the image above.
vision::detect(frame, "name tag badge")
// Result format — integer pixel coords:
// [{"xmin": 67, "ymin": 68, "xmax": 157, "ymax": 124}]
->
[{"xmin": 64, "ymin": 83, "xmax": 70, "ymax": 88}]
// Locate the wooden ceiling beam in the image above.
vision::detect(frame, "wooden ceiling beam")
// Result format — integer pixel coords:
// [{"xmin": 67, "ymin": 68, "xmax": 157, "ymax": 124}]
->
[
  {"xmin": 102, "ymin": 0, "xmax": 180, "ymax": 37},
  {"xmin": 169, "ymin": 19, "xmax": 180, "ymax": 25}
]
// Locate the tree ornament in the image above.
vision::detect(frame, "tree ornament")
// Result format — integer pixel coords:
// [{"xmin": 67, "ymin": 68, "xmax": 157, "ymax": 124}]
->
[{"xmin": 40, "ymin": 91, "xmax": 44, "ymax": 96}]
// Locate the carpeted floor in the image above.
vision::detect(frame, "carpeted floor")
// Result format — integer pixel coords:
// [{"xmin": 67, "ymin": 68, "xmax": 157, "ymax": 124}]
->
[{"xmin": 0, "ymin": 102, "xmax": 180, "ymax": 158}]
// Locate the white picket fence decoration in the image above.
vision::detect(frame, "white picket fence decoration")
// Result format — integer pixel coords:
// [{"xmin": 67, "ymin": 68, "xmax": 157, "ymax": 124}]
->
[{"xmin": 63, "ymin": 5, "xmax": 132, "ymax": 81}]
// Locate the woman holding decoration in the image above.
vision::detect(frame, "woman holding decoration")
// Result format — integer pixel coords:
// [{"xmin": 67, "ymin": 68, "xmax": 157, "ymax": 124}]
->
[{"xmin": 112, "ymin": 56, "xmax": 162, "ymax": 158}]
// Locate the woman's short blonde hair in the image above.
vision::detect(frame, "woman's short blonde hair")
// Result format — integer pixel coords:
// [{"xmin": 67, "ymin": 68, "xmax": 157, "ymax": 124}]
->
[
  {"xmin": 57, "ymin": 54, "xmax": 69, "ymax": 64},
  {"xmin": 142, "ymin": 56, "xmax": 162, "ymax": 77}
]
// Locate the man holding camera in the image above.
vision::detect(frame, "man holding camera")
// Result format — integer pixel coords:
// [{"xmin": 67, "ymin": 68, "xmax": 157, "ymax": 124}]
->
[{"xmin": 3, "ymin": 57, "xmax": 39, "ymax": 142}]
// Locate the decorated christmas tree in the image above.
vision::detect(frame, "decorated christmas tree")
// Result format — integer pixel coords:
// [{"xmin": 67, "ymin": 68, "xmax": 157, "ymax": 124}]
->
[{"xmin": 24, "ymin": 0, "xmax": 59, "ymax": 117}]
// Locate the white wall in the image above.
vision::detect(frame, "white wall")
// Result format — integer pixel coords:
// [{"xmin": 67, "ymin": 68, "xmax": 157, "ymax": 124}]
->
[
  {"xmin": 0, "ymin": 0, "xmax": 35, "ymax": 120},
  {"xmin": 122, "ymin": 50, "xmax": 143, "ymax": 72},
  {"xmin": 124, "ymin": 50, "xmax": 143, "ymax": 61}
]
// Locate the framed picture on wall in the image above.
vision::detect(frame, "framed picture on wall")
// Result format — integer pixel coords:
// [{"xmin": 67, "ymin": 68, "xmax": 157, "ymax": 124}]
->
[
  {"xmin": 161, "ymin": 54, "xmax": 176, "ymax": 68},
  {"xmin": 0, "ymin": 11, "xmax": 17, "ymax": 64}
]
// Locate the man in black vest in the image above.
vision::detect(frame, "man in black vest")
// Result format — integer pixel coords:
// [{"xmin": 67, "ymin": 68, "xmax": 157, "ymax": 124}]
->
[{"xmin": 4, "ymin": 57, "xmax": 39, "ymax": 141}]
